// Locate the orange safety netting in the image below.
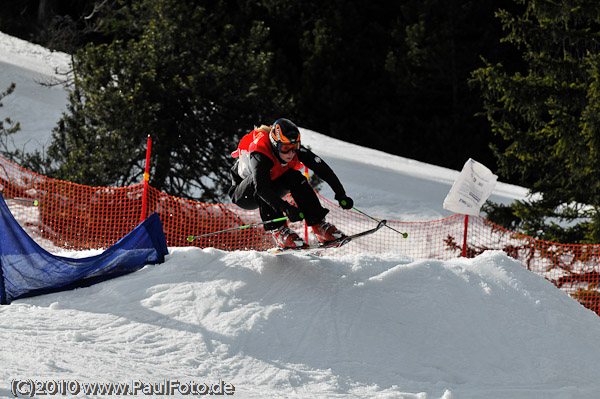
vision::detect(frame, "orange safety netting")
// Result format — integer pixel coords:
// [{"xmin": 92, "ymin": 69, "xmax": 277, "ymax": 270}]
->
[{"xmin": 1, "ymin": 153, "xmax": 600, "ymax": 315}]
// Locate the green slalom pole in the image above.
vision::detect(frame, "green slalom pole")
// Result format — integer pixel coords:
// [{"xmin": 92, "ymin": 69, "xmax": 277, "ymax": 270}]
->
[
  {"xmin": 186, "ymin": 216, "xmax": 291, "ymax": 242},
  {"xmin": 350, "ymin": 205, "xmax": 408, "ymax": 238}
]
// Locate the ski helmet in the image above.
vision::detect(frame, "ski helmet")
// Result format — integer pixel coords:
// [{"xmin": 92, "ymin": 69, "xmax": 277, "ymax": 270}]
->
[{"xmin": 270, "ymin": 118, "xmax": 301, "ymax": 154}]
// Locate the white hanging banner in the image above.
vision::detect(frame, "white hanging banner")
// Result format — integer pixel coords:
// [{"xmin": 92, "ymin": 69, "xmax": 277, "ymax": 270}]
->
[{"xmin": 443, "ymin": 158, "xmax": 498, "ymax": 216}]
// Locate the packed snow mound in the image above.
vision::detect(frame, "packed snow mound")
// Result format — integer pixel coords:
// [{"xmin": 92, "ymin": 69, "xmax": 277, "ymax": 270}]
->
[{"xmin": 2, "ymin": 248, "xmax": 600, "ymax": 398}]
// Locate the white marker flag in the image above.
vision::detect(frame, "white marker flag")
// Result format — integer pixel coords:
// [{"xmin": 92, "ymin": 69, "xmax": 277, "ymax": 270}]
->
[{"xmin": 443, "ymin": 158, "xmax": 498, "ymax": 216}]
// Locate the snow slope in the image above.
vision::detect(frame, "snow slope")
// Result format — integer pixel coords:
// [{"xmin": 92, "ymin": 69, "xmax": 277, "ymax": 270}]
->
[
  {"xmin": 1, "ymin": 31, "xmax": 599, "ymax": 399},
  {"xmin": 2, "ymin": 249, "xmax": 600, "ymax": 399},
  {"xmin": 0, "ymin": 32, "xmax": 69, "ymax": 153}
]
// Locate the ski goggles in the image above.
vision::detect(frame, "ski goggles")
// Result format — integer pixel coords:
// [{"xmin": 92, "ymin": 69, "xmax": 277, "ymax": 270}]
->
[{"xmin": 278, "ymin": 141, "xmax": 301, "ymax": 154}]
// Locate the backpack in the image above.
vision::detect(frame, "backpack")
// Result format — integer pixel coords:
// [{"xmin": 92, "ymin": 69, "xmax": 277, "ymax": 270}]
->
[{"xmin": 231, "ymin": 130, "xmax": 265, "ymax": 178}]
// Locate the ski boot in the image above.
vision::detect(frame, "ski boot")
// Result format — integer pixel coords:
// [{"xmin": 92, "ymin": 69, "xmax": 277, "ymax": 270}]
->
[
  {"xmin": 271, "ymin": 223, "xmax": 307, "ymax": 249},
  {"xmin": 311, "ymin": 219, "xmax": 346, "ymax": 243}
]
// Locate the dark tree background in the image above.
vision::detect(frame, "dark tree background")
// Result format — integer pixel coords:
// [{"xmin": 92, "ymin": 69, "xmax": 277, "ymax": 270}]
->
[
  {"xmin": 12, "ymin": 0, "xmax": 600, "ymax": 246},
  {"xmin": 0, "ymin": 1, "xmax": 516, "ymax": 190}
]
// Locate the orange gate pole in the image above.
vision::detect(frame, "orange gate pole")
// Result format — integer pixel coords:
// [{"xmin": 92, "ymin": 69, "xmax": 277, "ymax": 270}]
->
[{"xmin": 140, "ymin": 135, "xmax": 152, "ymax": 222}]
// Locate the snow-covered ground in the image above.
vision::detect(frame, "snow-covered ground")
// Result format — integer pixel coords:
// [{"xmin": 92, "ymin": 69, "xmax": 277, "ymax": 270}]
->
[
  {"xmin": 0, "ymin": 32, "xmax": 70, "ymax": 153},
  {"xmin": 1, "ymin": 31, "xmax": 600, "ymax": 399}
]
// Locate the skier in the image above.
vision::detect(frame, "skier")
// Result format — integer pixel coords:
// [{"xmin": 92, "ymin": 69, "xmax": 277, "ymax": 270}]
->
[{"xmin": 228, "ymin": 118, "xmax": 354, "ymax": 248}]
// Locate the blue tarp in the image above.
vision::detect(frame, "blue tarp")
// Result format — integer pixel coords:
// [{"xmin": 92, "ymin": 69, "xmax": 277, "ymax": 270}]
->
[{"xmin": 0, "ymin": 195, "xmax": 169, "ymax": 304}]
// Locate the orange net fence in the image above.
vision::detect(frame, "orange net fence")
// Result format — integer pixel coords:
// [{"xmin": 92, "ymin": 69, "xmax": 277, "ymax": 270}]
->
[{"xmin": 1, "ymin": 153, "xmax": 600, "ymax": 315}]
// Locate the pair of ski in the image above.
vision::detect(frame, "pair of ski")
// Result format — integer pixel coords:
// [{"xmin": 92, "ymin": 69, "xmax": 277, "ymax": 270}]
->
[{"xmin": 269, "ymin": 219, "xmax": 387, "ymax": 254}]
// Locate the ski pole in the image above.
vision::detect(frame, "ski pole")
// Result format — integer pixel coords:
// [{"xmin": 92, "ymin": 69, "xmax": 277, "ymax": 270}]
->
[
  {"xmin": 186, "ymin": 216, "xmax": 290, "ymax": 242},
  {"xmin": 351, "ymin": 206, "xmax": 408, "ymax": 238}
]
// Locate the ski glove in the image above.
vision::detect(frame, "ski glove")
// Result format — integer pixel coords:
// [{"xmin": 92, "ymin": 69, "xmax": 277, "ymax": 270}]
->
[
  {"xmin": 282, "ymin": 202, "xmax": 304, "ymax": 222},
  {"xmin": 336, "ymin": 194, "xmax": 354, "ymax": 210}
]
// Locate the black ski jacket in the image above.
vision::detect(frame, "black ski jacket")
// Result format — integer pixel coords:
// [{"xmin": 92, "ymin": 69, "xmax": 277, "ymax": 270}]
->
[{"xmin": 247, "ymin": 146, "xmax": 346, "ymax": 212}]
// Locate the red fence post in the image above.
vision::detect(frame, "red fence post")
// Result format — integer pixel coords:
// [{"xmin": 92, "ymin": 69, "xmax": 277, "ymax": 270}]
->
[
  {"xmin": 304, "ymin": 166, "xmax": 310, "ymax": 242},
  {"xmin": 140, "ymin": 135, "xmax": 152, "ymax": 223},
  {"xmin": 461, "ymin": 214, "xmax": 469, "ymax": 257}
]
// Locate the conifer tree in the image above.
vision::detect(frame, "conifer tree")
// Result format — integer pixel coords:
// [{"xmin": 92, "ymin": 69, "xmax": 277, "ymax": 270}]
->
[
  {"xmin": 0, "ymin": 83, "xmax": 22, "ymax": 158},
  {"xmin": 471, "ymin": 0, "xmax": 600, "ymax": 243},
  {"xmin": 39, "ymin": 0, "xmax": 288, "ymax": 202}
]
